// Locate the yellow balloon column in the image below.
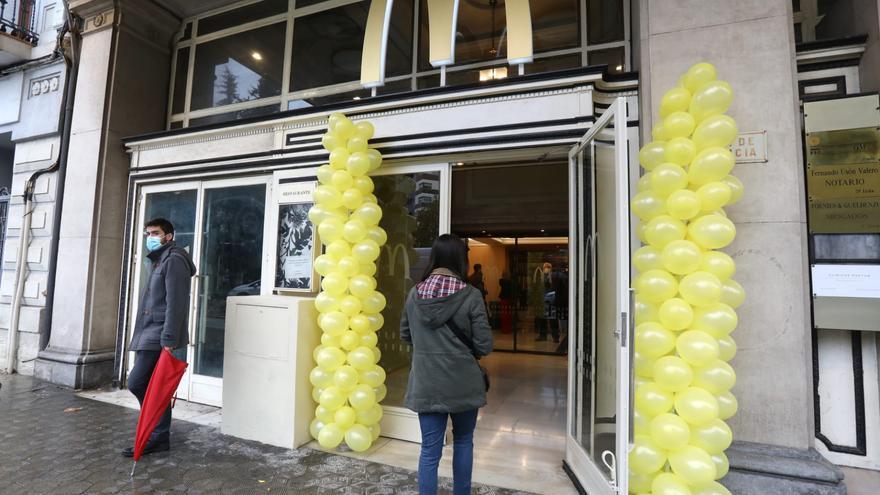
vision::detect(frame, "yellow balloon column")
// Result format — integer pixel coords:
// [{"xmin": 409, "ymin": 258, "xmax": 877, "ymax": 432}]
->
[
  {"xmin": 308, "ymin": 113, "xmax": 388, "ymax": 452},
  {"xmin": 630, "ymin": 63, "xmax": 744, "ymax": 495}
]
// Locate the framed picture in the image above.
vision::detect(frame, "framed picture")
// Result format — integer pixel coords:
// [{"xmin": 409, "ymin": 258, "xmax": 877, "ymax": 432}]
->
[{"xmin": 271, "ymin": 177, "xmax": 318, "ymax": 292}]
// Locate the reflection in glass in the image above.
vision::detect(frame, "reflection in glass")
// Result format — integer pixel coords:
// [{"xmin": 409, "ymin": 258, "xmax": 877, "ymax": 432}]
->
[
  {"xmin": 587, "ymin": 0, "xmax": 625, "ymax": 45},
  {"xmin": 589, "ymin": 47, "xmax": 625, "ymax": 73},
  {"xmin": 290, "ymin": 1, "xmax": 412, "ymax": 91},
  {"xmin": 189, "ymin": 104, "xmax": 279, "ymax": 127},
  {"xmin": 525, "ymin": 54, "xmax": 583, "ymax": 75},
  {"xmin": 197, "ymin": 0, "xmax": 287, "ymax": 36},
  {"xmin": 191, "ymin": 23, "xmax": 285, "ymax": 110},
  {"xmin": 172, "ymin": 47, "xmax": 189, "ymax": 115},
  {"xmin": 374, "ymin": 172, "xmax": 441, "ymax": 408},
  {"xmin": 194, "ymin": 185, "xmax": 266, "ymax": 378}
]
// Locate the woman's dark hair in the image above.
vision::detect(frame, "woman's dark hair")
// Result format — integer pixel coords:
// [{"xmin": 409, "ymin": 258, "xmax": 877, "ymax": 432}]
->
[{"xmin": 421, "ymin": 233, "xmax": 468, "ymax": 281}]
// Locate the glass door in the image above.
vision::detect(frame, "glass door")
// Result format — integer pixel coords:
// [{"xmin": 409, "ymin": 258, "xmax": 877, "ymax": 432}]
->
[
  {"xmin": 566, "ymin": 97, "xmax": 632, "ymax": 493},
  {"xmin": 129, "ymin": 178, "xmax": 269, "ymax": 406},
  {"xmin": 371, "ymin": 163, "xmax": 450, "ymax": 442}
]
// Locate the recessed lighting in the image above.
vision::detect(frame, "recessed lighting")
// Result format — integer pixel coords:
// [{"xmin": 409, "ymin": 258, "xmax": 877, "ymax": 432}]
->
[
  {"xmin": 456, "ymin": 162, "xmax": 464, "ymax": 166},
  {"xmin": 251, "ymin": 51, "xmax": 263, "ymax": 61},
  {"xmin": 353, "ymin": 96, "xmax": 361, "ymax": 100},
  {"xmin": 615, "ymin": 64, "xmax": 623, "ymax": 71}
]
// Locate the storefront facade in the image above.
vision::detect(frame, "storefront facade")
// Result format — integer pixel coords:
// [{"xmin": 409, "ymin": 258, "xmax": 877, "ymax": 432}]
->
[{"xmin": 2, "ymin": 0, "xmax": 877, "ymax": 493}]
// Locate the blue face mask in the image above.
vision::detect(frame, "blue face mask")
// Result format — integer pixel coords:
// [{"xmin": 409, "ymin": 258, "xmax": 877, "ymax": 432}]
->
[{"xmin": 146, "ymin": 236, "xmax": 163, "ymax": 252}]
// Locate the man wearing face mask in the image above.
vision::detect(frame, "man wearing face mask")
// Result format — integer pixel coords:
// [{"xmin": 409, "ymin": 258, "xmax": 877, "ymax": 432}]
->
[{"xmin": 122, "ymin": 218, "xmax": 197, "ymax": 458}]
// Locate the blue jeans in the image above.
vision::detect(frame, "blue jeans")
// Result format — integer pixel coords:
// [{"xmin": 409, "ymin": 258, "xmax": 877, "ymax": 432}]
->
[{"xmin": 417, "ymin": 409, "xmax": 479, "ymax": 495}]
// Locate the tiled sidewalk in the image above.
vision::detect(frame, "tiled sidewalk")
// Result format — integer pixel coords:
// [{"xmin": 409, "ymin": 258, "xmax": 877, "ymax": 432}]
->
[{"xmin": 0, "ymin": 374, "xmax": 532, "ymax": 495}]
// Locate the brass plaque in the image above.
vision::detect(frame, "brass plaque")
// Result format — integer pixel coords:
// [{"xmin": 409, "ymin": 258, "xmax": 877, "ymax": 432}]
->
[
  {"xmin": 806, "ymin": 127, "xmax": 880, "ymax": 166},
  {"xmin": 809, "ymin": 198, "xmax": 880, "ymax": 233},
  {"xmin": 807, "ymin": 163, "xmax": 880, "ymax": 200}
]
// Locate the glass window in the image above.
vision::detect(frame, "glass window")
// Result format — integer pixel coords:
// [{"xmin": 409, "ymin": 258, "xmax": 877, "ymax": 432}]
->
[
  {"xmin": 180, "ymin": 22, "xmax": 192, "ymax": 41},
  {"xmin": 792, "ymin": 0, "xmax": 801, "ymax": 13},
  {"xmin": 589, "ymin": 47, "xmax": 625, "ymax": 73},
  {"xmin": 191, "ymin": 22, "xmax": 286, "ymax": 111},
  {"xmin": 374, "ymin": 172, "xmax": 441, "ymax": 409},
  {"xmin": 532, "ymin": 0, "xmax": 581, "ymax": 53},
  {"xmin": 454, "ymin": 0, "xmax": 508, "ymax": 65},
  {"xmin": 172, "ymin": 47, "xmax": 190, "ymax": 115},
  {"xmin": 525, "ymin": 54, "xmax": 583, "ymax": 75},
  {"xmin": 794, "ymin": 22, "xmax": 803, "ymax": 44},
  {"xmin": 287, "ymin": 88, "xmax": 372, "ymax": 110},
  {"xmin": 812, "ymin": 234, "xmax": 880, "ymax": 262},
  {"xmin": 169, "ymin": 121, "xmax": 183, "ymax": 129},
  {"xmin": 189, "ymin": 104, "xmax": 279, "ymax": 127},
  {"xmin": 197, "ymin": 0, "xmax": 288, "ymax": 36},
  {"xmin": 587, "ymin": 0, "xmax": 625, "ymax": 45},
  {"xmin": 294, "ymin": 0, "xmax": 332, "ymax": 8},
  {"xmin": 290, "ymin": 1, "xmax": 412, "ymax": 91},
  {"xmin": 375, "ymin": 78, "xmax": 414, "ymax": 96},
  {"xmin": 416, "ymin": 74, "xmax": 441, "ymax": 89}
]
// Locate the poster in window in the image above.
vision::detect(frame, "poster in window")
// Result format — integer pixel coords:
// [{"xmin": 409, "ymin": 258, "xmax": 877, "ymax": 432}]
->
[{"xmin": 275, "ymin": 181, "xmax": 317, "ymax": 292}]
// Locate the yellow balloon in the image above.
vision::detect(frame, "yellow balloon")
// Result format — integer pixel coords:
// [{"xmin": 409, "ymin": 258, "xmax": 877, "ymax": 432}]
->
[
  {"xmin": 635, "ymin": 299, "xmax": 660, "ymax": 324},
  {"xmin": 688, "ymin": 214, "xmax": 736, "ymax": 250},
  {"xmin": 336, "ymin": 256, "xmax": 360, "ymax": 278},
  {"xmin": 663, "ymin": 112, "xmax": 696, "ymax": 139},
  {"xmin": 352, "ymin": 239, "xmax": 381, "ymax": 263},
  {"xmin": 347, "ymin": 347, "xmax": 376, "ymax": 371},
  {"xmin": 692, "ymin": 115, "xmax": 738, "ymax": 150},
  {"xmin": 638, "ymin": 173, "xmax": 653, "ymax": 192},
  {"xmin": 688, "ymin": 147, "xmax": 735, "ymax": 186},
  {"xmin": 654, "ymin": 355, "xmax": 694, "ymax": 392},
  {"xmin": 309, "ymin": 366, "xmax": 334, "ymax": 389},
  {"xmin": 328, "ymin": 112, "xmax": 346, "ymax": 129},
  {"xmin": 349, "ymin": 314, "xmax": 371, "ymax": 334},
  {"xmin": 690, "ymin": 418, "xmax": 733, "ymax": 454},
  {"xmin": 634, "ymin": 351, "xmax": 657, "ymax": 378},
  {"xmin": 634, "ymin": 407, "xmax": 652, "ymax": 436},
  {"xmin": 347, "ymin": 151, "xmax": 371, "ymax": 176},
  {"xmin": 691, "ymin": 481, "xmax": 732, "ymax": 495},
  {"xmin": 366, "ymin": 313, "xmax": 384, "ymax": 332},
  {"xmin": 362, "ymin": 291, "xmax": 387, "ymax": 314},
  {"xmin": 632, "ymin": 191, "xmax": 668, "ymax": 220},
  {"xmin": 717, "ymin": 334, "xmax": 737, "ymax": 362},
  {"xmin": 329, "ymin": 148, "xmax": 351, "ymax": 170},
  {"xmin": 683, "ymin": 62, "xmax": 717, "ymax": 93},
  {"xmin": 646, "ymin": 215, "xmax": 687, "ymax": 248},
  {"xmin": 353, "ymin": 175, "xmax": 374, "ymax": 195},
  {"xmin": 636, "ymin": 322, "xmax": 677, "ymax": 358},
  {"xmin": 330, "ymin": 170, "xmax": 354, "ymax": 191},
  {"xmin": 310, "ymin": 418, "xmax": 326, "ymax": 439},
  {"xmin": 356, "ymin": 403, "xmax": 383, "ymax": 426},
  {"xmin": 637, "ymin": 222, "xmax": 650, "ymax": 244},
  {"xmin": 651, "ymin": 472, "xmax": 692, "ymax": 495},
  {"xmin": 660, "ymin": 86, "xmax": 692, "ymax": 119},
  {"xmin": 347, "ymin": 135, "xmax": 369, "ymax": 153},
  {"xmin": 661, "ymin": 240, "xmax": 702, "ymax": 275},
  {"xmin": 669, "ymin": 445, "xmax": 717, "ymax": 486},
  {"xmin": 317, "ymin": 422, "xmax": 344, "ymax": 448},
  {"xmin": 719, "ymin": 278, "xmax": 745, "ymax": 308},
  {"xmin": 697, "ymin": 182, "xmax": 732, "ymax": 211},
  {"xmin": 348, "ymin": 383, "xmax": 377, "ymax": 410},
  {"xmin": 700, "ymin": 251, "xmax": 735, "ymax": 280},
  {"xmin": 349, "ymin": 274, "xmax": 376, "ymax": 298},
  {"xmin": 341, "ymin": 219, "xmax": 367, "ymax": 244},
  {"xmin": 344, "ymin": 423, "xmax": 373, "ymax": 452},
  {"xmin": 710, "ymin": 451, "xmax": 729, "ymax": 479},
  {"xmin": 314, "ymin": 255, "xmax": 339, "ymax": 278},
  {"xmin": 327, "ymin": 239, "xmax": 352, "ymax": 259},
  {"xmin": 355, "ymin": 121, "xmax": 375, "ymax": 140},
  {"xmin": 634, "ymin": 246, "xmax": 664, "ymax": 272},
  {"xmin": 674, "ymin": 387, "xmax": 720, "ymax": 425},
  {"xmin": 368, "ymin": 423, "xmax": 381, "ymax": 441},
  {"xmin": 322, "ymin": 133, "xmax": 343, "ymax": 152},
  {"xmin": 651, "ymin": 163, "xmax": 689, "ymax": 197},
  {"xmin": 308, "ymin": 204, "xmax": 330, "ymax": 225},
  {"xmin": 679, "ymin": 271, "xmax": 722, "ymax": 307},
  {"xmin": 630, "ymin": 435, "xmax": 668, "ymax": 475},
  {"xmin": 721, "ymin": 174, "xmax": 744, "ymax": 204},
  {"xmin": 311, "ymin": 386, "xmax": 324, "ymax": 404},
  {"xmin": 316, "ymin": 164, "xmax": 334, "ymax": 185},
  {"xmin": 693, "ymin": 359, "xmax": 736, "ymax": 394},
  {"xmin": 639, "ymin": 141, "xmax": 667, "ymax": 171},
  {"xmin": 689, "ymin": 80, "xmax": 733, "ymax": 123},
  {"xmin": 339, "ymin": 330, "xmax": 361, "ymax": 351},
  {"xmin": 318, "ymin": 217, "xmax": 345, "ymax": 243},
  {"xmin": 373, "ymin": 383, "xmax": 387, "ymax": 402},
  {"xmin": 359, "ymin": 331, "xmax": 378, "ymax": 348},
  {"xmin": 314, "ymin": 185, "xmax": 343, "ymax": 209},
  {"xmin": 676, "ymin": 330, "xmax": 720, "ymax": 367},
  {"xmin": 319, "ymin": 311, "xmax": 349, "ymax": 337},
  {"xmin": 664, "ymin": 137, "xmax": 697, "ymax": 166},
  {"xmin": 666, "ymin": 190, "xmax": 702, "ymax": 221},
  {"xmin": 321, "ymin": 272, "xmax": 349, "ymax": 297},
  {"xmin": 692, "ymin": 303, "xmax": 738, "ymax": 338},
  {"xmin": 366, "ymin": 148, "xmax": 383, "ymax": 170},
  {"xmin": 636, "ymin": 269, "xmax": 678, "ymax": 303},
  {"xmin": 342, "ymin": 188, "xmax": 364, "ymax": 210},
  {"xmin": 653, "ymin": 121, "xmax": 671, "ymax": 141},
  {"xmin": 359, "ymin": 364, "xmax": 386, "ymax": 388},
  {"xmin": 333, "ymin": 364, "xmax": 360, "ymax": 392},
  {"xmin": 360, "ymin": 261, "xmax": 377, "ymax": 276},
  {"xmin": 318, "ymin": 386, "xmax": 347, "ymax": 410},
  {"xmin": 716, "ymin": 391, "xmax": 738, "ymax": 420},
  {"xmin": 352, "ymin": 203, "xmax": 383, "ymax": 226},
  {"xmin": 650, "ymin": 413, "xmax": 691, "ymax": 451},
  {"xmin": 659, "ymin": 298, "xmax": 694, "ymax": 331},
  {"xmin": 334, "ymin": 406, "xmax": 357, "ymax": 429},
  {"xmin": 321, "ymin": 333, "xmax": 340, "ymax": 347},
  {"xmin": 635, "ymin": 382, "xmax": 674, "ymax": 416}
]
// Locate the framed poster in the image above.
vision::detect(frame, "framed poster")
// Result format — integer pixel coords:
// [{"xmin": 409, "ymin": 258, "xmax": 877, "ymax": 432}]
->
[{"xmin": 274, "ymin": 179, "xmax": 318, "ymax": 292}]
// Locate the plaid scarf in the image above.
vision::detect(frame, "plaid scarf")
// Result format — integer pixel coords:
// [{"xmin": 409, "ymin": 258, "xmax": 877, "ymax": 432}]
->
[{"xmin": 417, "ymin": 269, "xmax": 465, "ymax": 299}]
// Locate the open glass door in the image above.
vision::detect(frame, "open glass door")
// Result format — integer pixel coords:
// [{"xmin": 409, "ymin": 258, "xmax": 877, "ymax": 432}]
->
[{"xmin": 566, "ymin": 97, "xmax": 632, "ymax": 493}]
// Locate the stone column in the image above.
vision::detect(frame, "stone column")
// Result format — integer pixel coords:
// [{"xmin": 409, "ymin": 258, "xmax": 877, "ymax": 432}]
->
[
  {"xmin": 637, "ymin": 1, "xmax": 844, "ymax": 492},
  {"xmin": 34, "ymin": 0, "xmax": 178, "ymax": 388}
]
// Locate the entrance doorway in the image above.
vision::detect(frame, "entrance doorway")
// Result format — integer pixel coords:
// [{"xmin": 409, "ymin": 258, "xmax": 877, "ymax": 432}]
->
[{"xmin": 128, "ymin": 177, "xmax": 270, "ymax": 406}]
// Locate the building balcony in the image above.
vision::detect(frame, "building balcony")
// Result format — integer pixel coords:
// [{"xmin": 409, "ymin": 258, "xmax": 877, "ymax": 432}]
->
[{"xmin": 0, "ymin": 0, "xmax": 38, "ymax": 67}]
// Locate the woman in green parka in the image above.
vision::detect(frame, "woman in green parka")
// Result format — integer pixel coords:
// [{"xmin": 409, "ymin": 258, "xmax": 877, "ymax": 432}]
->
[{"xmin": 400, "ymin": 234, "xmax": 493, "ymax": 495}]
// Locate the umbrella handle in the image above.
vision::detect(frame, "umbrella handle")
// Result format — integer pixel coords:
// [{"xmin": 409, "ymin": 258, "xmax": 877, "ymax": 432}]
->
[{"xmin": 130, "ymin": 461, "xmax": 137, "ymax": 478}]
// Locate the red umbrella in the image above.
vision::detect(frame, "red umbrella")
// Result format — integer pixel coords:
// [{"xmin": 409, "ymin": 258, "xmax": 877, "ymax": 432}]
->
[{"xmin": 130, "ymin": 349, "xmax": 188, "ymax": 476}]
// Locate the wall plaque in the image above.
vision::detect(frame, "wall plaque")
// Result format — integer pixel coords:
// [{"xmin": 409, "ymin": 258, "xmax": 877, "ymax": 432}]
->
[{"xmin": 806, "ymin": 126, "xmax": 880, "ymax": 233}]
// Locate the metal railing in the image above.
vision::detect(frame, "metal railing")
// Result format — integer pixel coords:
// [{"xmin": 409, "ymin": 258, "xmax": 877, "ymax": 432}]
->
[{"xmin": 0, "ymin": 0, "xmax": 39, "ymax": 46}]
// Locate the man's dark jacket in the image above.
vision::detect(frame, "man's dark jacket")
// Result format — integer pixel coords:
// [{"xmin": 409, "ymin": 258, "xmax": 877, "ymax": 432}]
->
[{"xmin": 130, "ymin": 241, "xmax": 197, "ymax": 351}]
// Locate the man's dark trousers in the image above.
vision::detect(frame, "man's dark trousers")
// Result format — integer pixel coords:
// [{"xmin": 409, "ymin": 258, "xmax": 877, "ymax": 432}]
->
[{"xmin": 128, "ymin": 350, "xmax": 172, "ymax": 443}]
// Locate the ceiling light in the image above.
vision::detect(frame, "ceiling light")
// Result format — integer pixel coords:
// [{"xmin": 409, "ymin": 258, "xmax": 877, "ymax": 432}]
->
[
  {"xmin": 251, "ymin": 51, "xmax": 263, "ymax": 61},
  {"xmin": 615, "ymin": 64, "xmax": 623, "ymax": 71},
  {"xmin": 456, "ymin": 162, "xmax": 464, "ymax": 166},
  {"xmin": 478, "ymin": 67, "xmax": 508, "ymax": 82},
  {"xmin": 353, "ymin": 96, "xmax": 361, "ymax": 100}
]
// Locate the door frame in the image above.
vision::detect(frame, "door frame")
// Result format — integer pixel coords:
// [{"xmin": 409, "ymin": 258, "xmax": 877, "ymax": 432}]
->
[
  {"xmin": 126, "ymin": 175, "xmax": 272, "ymax": 406},
  {"xmin": 565, "ymin": 97, "xmax": 632, "ymax": 494}
]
